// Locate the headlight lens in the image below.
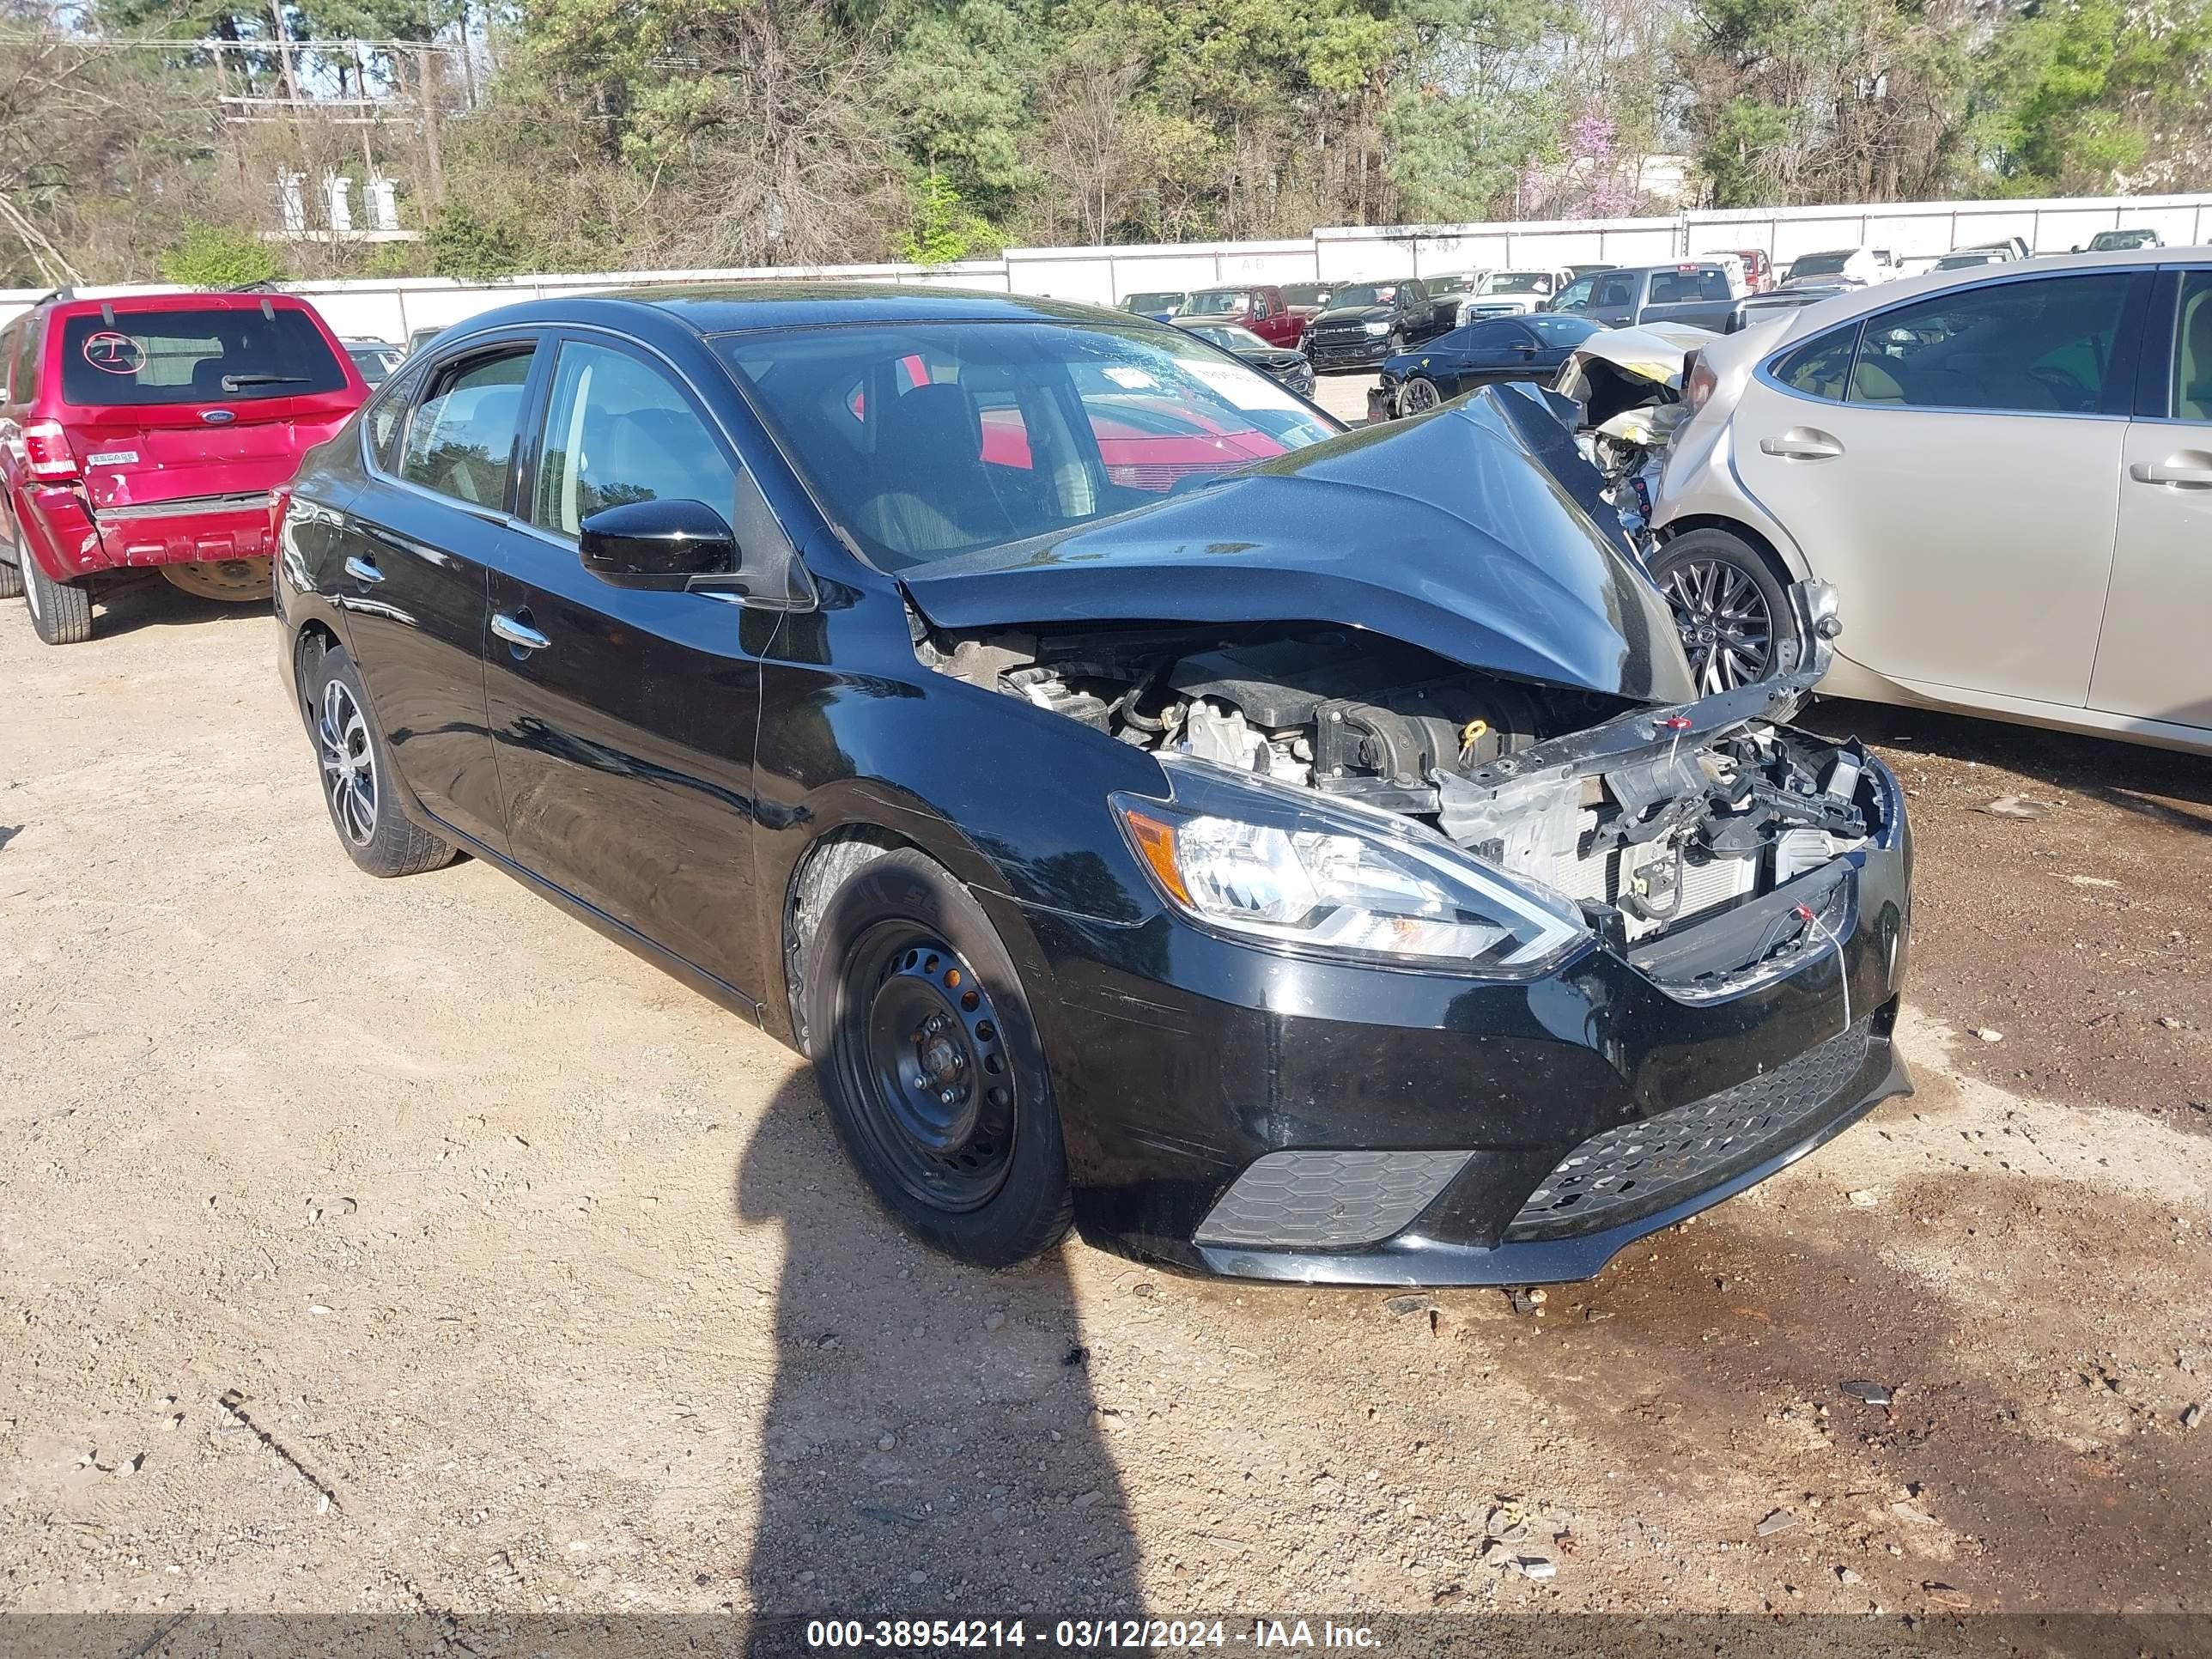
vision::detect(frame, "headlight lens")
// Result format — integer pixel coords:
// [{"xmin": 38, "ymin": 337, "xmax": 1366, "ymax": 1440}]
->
[
  {"xmin": 1363, "ymin": 319, "xmax": 1392, "ymax": 335},
  {"xmin": 1113, "ymin": 758, "xmax": 1589, "ymax": 975}
]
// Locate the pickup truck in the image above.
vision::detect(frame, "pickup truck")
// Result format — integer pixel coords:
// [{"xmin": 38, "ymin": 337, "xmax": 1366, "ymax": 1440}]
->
[
  {"xmin": 1552, "ymin": 262, "xmax": 1738, "ymax": 331},
  {"xmin": 1173, "ymin": 285, "xmax": 1304, "ymax": 349}
]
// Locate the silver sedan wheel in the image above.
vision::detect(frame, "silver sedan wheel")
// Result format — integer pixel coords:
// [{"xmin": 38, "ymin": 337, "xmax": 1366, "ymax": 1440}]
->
[
  {"xmin": 1661, "ymin": 558, "xmax": 1773, "ymax": 693},
  {"xmin": 318, "ymin": 678, "xmax": 378, "ymax": 846},
  {"xmin": 1402, "ymin": 377, "xmax": 1442, "ymax": 415}
]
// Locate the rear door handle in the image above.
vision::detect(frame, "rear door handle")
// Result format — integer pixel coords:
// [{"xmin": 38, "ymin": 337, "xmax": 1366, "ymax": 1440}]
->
[
  {"xmin": 491, "ymin": 610, "xmax": 551, "ymax": 653},
  {"xmin": 1760, "ymin": 429, "xmax": 1845, "ymax": 460},
  {"xmin": 342, "ymin": 555, "xmax": 384, "ymax": 585},
  {"xmin": 2130, "ymin": 459, "xmax": 2212, "ymax": 487}
]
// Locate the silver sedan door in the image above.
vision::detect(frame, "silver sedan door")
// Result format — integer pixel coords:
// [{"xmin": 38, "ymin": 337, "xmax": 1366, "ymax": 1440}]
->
[
  {"xmin": 2092, "ymin": 265, "xmax": 2212, "ymax": 732},
  {"xmin": 1729, "ymin": 270, "xmax": 2140, "ymax": 708}
]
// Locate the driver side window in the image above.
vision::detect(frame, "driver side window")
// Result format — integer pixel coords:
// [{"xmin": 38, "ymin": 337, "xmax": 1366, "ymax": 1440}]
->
[
  {"xmin": 1844, "ymin": 273, "xmax": 2134, "ymax": 414},
  {"xmin": 1553, "ymin": 276, "xmax": 1595, "ymax": 313},
  {"xmin": 530, "ymin": 341, "xmax": 735, "ymax": 538}
]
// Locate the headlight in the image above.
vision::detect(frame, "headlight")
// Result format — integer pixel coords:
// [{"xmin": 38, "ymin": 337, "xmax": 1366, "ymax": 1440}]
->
[
  {"xmin": 1112, "ymin": 758, "xmax": 1589, "ymax": 975},
  {"xmin": 1363, "ymin": 319, "xmax": 1392, "ymax": 336}
]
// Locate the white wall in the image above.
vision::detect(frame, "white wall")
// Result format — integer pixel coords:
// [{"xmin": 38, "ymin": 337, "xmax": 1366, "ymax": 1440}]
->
[{"xmin": 5, "ymin": 190, "xmax": 2208, "ymax": 333}]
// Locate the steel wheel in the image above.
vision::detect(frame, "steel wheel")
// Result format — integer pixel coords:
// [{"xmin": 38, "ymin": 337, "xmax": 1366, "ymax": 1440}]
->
[
  {"xmin": 835, "ymin": 927, "xmax": 1018, "ymax": 1214},
  {"xmin": 1402, "ymin": 376, "xmax": 1442, "ymax": 415},
  {"xmin": 161, "ymin": 556, "xmax": 271, "ymax": 603},
  {"xmin": 317, "ymin": 678, "xmax": 378, "ymax": 847},
  {"xmin": 1661, "ymin": 557, "xmax": 1775, "ymax": 694}
]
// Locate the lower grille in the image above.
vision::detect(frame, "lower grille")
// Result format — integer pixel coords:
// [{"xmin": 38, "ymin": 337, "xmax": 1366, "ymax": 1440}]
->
[
  {"xmin": 1504, "ymin": 1018, "xmax": 1876, "ymax": 1243},
  {"xmin": 1195, "ymin": 1149, "xmax": 1473, "ymax": 1250}
]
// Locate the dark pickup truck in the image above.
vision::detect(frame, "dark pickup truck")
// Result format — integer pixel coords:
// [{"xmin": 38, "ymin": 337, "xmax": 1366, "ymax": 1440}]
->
[{"xmin": 1552, "ymin": 262, "xmax": 1738, "ymax": 331}]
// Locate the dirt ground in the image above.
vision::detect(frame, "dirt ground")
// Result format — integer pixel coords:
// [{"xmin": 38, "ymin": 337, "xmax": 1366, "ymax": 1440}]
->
[{"xmin": 2, "ymin": 564, "xmax": 2209, "ymax": 1638}]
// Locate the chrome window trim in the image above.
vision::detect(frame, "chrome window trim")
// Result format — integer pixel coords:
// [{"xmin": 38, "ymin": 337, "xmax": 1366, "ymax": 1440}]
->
[{"xmin": 1752, "ymin": 263, "xmax": 2142, "ymax": 421}]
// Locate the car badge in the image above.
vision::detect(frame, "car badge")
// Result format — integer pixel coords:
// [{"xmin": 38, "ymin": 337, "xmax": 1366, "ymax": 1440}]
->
[{"xmin": 201, "ymin": 409, "xmax": 236, "ymax": 424}]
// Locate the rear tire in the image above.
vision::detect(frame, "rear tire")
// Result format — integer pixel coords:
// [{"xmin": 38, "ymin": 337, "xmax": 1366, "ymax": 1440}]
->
[
  {"xmin": 805, "ymin": 847, "xmax": 1073, "ymax": 1268},
  {"xmin": 0, "ymin": 524, "xmax": 21, "ymax": 600},
  {"xmin": 20, "ymin": 538, "xmax": 91, "ymax": 646},
  {"xmin": 1649, "ymin": 526, "xmax": 1801, "ymax": 694},
  {"xmin": 304, "ymin": 643, "xmax": 457, "ymax": 878}
]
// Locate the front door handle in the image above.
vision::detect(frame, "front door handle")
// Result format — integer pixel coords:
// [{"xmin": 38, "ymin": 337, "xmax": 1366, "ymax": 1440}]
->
[
  {"xmin": 491, "ymin": 610, "xmax": 551, "ymax": 653},
  {"xmin": 1760, "ymin": 429, "xmax": 1845, "ymax": 460},
  {"xmin": 342, "ymin": 555, "xmax": 384, "ymax": 585},
  {"xmin": 2129, "ymin": 459, "xmax": 2212, "ymax": 487}
]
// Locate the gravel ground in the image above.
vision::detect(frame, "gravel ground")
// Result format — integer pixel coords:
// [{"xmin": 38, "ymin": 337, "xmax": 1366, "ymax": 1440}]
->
[{"xmin": 1, "ymin": 570, "xmax": 2208, "ymax": 1633}]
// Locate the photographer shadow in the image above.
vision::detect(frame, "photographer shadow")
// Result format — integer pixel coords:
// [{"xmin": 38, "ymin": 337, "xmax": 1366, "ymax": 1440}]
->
[{"xmin": 735, "ymin": 1070, "xmax": 1146, "ymax": 1635}]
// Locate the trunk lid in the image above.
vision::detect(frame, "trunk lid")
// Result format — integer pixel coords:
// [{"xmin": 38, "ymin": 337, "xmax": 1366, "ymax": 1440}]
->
[{"xmin": 49, "ymin": 301, "xmax": 364, "ymax": 511}]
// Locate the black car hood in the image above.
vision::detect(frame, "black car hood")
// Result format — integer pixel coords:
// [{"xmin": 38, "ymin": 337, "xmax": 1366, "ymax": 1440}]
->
[
  {"xmin": 899, "ymin": 388, "xmax": 1697, "ymax": 703},
  {"xmin": 1312, "ymin": 304, "xmax": 1394, "ymax": 326}
]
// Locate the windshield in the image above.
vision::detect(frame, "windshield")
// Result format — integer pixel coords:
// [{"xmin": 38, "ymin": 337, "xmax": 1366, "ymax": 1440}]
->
[
  {"xmin": 1480, "ymin": 272, "xmax": 1553, "ymax": 295},
  {"xmin": 1788, "ymin": 253, "xmax": 1853, "ymax": 278},
  {"xmin": 1186, "ymin": 324, "xmax": 1271, "ymax": 352},
  {"xmin": 1178, "ymin": 290, "xmax": 1249, "ymax": 316},
  {"xmin": 1934, "ymin": 253, "xmax": 1996, "ymax": 269},
  {"xmin": 1430, "ymin": 273, "xmax": 1483, "ymax": 295},
  {"xmin": 721, "ymin": 321, "xmax": 1340, "ymax": 571},
  {"xmin": 349, "ymin": 344, "xmax": 403, "ymax": 385},
  {"xmin": 59, "ymin": 307, "xmax": 349, "ymax": 407},
  {"xmin": 1122, "ymin": 293, "xmax": 1183, "ymax": 312},
  {"xmin": 1281, "ymin": 283, "xmax": 1333, "ymax": 307},
  {"xmin": 1328, "ymin": 284, "xmax": 1399, "ymax": 309},
  {"xmin": 2090, "ymin": 230, "xmax": 2153, "ymax": 250}
]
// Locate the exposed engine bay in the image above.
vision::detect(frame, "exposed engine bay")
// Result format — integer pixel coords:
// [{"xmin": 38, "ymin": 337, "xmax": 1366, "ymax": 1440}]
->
[{"xmin": 917, "ymin": 586, "xmax": 1885, "ymax": 960}]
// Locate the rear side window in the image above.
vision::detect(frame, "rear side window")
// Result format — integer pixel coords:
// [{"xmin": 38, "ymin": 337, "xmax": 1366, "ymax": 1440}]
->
[
  {"xmin": 1772, "ymin": 324, "xmax": 1860, "ymax": 402},
  {"xmin": 400, "ymin": 349, "xmax": 533, "ymax": 509},
  {"xmin": 57, "ymin": 308, "xmax": 348, "ymax": 407},
  {"xmin": 1594, "ymin": 275, "xmax": 1635, "ymax": 308},
  {"xmin": 2170, "ymin": 271, "xmax": 2212, "ymax": 421},
  {"xmin": 1847, "ymin": 273, "xmax": 2134, "ymax": 414},
  {"xmin": 364, "ymin": 366, "xmax": 425, "ymax": 472}
]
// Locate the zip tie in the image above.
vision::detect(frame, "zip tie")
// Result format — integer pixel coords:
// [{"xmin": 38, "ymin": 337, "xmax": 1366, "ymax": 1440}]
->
[
  {"xmin": 1794, "ymin": 901, "xmax": 1850, "ymax": 1036},
  {"xmin": 1662, "ymin": 713, "xmax": 1693, "ymax": 771}
]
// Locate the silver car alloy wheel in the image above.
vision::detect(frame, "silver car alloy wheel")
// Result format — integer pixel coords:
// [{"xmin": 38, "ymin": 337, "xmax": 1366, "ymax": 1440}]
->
[
  {"xmin": 1661, "ymin": 559, "xmax": 1773, "ymax": 694},
  {"xmin": 1402, "ymin": 378, "xmax": 1441, "ymax": 415},
  {"xmin": 318, "ymin": 678, "xmax": 379, "ymax": 846}
]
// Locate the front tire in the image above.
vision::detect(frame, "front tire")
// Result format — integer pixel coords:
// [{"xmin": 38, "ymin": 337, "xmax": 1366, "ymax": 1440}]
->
[
  {"xmin": 20, "ymin": 539, "xmax": 91, "ymax": 646},
  {"xmin": 305, "ymin": 643, "xmax": 456, "ymax": 878},
  {"xmin": 1401, "ymin": 375, "xmax": 1443, "ymax": 415},
  {"xmin": 806, "ymin": 848, "xmax": 1073, "ymax": 1268},
  {"xmin": 1649, "ymin": 527, "xmax": 1801, "ymax": 693}
]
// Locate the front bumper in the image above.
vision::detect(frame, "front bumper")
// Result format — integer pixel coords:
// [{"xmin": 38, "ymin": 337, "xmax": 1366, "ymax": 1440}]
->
[
  {"xmin": 1304, "ymin": 334, "xmax": 1394, "ymax": 370},
  {"xmin": 1018, "ymin": 816, "xmax": 1912, "ymax": 1286}
]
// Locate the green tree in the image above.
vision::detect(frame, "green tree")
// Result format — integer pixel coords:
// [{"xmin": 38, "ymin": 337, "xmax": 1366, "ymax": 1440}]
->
[{"xmin": 158, "ymin": 219, "xmax": 280, "ymax": 285}]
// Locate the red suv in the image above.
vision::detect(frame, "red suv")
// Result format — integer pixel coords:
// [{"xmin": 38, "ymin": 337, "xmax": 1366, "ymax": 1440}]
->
[{"xmin": 0, "ymin": 290, "xmax": 368, "ymax": 644}]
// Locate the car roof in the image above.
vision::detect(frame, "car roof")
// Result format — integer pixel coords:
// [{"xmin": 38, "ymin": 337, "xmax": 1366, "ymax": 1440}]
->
[
  {"xmin": 1753, "ymin": 244, "xmax": 2209, "ymax": 343},
  {"xmin": 434, "ymin": 283, "xmax": 1130, "ymax": 340}
]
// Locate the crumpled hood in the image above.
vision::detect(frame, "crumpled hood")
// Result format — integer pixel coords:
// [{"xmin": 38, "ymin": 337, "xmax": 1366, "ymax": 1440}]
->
[{"xmin": 899, "ymin": 387, "xmax": 1698, "ymax": 704}]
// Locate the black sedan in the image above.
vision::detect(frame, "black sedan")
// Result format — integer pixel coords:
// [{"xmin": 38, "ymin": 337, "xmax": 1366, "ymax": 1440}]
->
[
  {"xmin": 1370, "ymin": 313, "xmax": 1603, "ymax": 420},
  {"xmin": 1178, "ymin": 320, "xmax": 1316, "ymax": 398},
  {"xmin": 275, "ymin": 288, "xmax": 1911, "ymax": 1285}
]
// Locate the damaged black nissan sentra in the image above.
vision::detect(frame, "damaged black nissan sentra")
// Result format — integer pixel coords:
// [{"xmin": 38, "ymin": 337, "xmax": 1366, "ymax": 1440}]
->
[{"xmin": 274, "ymin": 287, "xmax": 1912, "ymax": 1285}]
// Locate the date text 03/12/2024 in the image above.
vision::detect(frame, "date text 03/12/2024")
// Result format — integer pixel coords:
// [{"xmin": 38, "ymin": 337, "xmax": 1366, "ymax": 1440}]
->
[{"xmin": 804, "ymin": 1619, "xmax": 1382, "ymax": 1649}]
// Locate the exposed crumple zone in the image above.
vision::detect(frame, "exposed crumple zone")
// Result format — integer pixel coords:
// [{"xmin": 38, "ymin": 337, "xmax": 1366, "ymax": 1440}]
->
[{"xmin": 920, "ymin": 581, "xmax": 1883, "ymax": 955}]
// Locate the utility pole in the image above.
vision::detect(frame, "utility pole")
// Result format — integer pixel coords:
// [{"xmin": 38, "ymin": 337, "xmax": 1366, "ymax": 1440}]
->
[
  {"xmin": 267, "ymin": 0, "xmax": 301, "ymax": 104},
  {"xmin": 416, "ymin": 44, "xmax": 444, "ymax": 201}
]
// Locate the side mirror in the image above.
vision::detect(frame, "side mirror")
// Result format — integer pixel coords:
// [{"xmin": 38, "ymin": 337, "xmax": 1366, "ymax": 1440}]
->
[{"xmin": 578, "ymin": 497, "xmax": 737, "ymax": 590}]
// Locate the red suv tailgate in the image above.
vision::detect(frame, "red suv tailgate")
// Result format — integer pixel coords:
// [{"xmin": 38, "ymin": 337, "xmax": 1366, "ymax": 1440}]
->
[{"xmin": 52, "ymin": 303, "xmax": 362, "ymax": 514}]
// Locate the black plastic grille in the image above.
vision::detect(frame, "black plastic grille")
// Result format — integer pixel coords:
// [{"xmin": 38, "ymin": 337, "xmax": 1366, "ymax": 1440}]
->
[
  {"xmin": 1194, "ymin": 1150, "xmax": 1474, "ymax": 1250},
  {"xmin": 1504, "ymin": 1019, "xmax": 1876, "ymax": 1243}
]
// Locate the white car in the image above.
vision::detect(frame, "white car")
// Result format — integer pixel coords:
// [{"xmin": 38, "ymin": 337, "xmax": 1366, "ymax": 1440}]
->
[{"xmin": 1648, "ymin": 246, "xmax": 2212, "ymax": 753}]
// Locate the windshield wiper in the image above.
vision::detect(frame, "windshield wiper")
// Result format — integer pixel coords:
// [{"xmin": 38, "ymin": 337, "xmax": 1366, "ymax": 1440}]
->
[{"xmin": 219, "ymin": 373, "xmax": 312, "ymax": 392}]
